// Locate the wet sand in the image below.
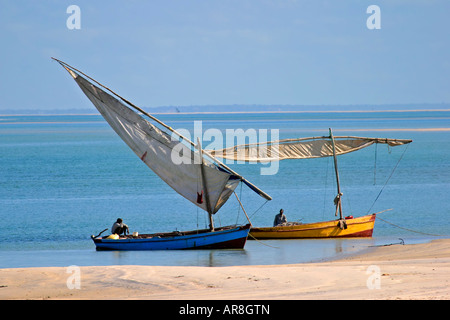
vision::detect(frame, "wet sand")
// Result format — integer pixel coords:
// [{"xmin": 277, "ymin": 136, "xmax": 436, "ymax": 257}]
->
[{"xmin": 0, "ymin": 239, "xmax": 449, "ymax": 300}]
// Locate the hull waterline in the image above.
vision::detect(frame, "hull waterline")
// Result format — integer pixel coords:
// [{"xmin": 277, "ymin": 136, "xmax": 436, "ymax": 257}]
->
[
  {"xmin": 249, "ymin": 214, "xmax": 376, "ymax": 239},
  {"xmin": 92, "ymin": 224, "xmax": 250, "ymax": 250}
]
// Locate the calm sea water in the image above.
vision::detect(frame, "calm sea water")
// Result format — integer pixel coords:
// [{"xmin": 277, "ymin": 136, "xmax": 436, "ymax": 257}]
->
[{"xmin": 0, "ymin": 111, "xmax": 449, "ymax": 268}]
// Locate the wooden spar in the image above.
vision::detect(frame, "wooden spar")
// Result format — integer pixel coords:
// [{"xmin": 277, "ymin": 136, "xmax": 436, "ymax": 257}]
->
[
  {"xmin": 233, "ymin": 192, "xmax": 252, "ymax": 227},
  {"xmin": 197, "ymin": 138, "xmax": 214, "ymax": 231},
  {"xmin": 210, "ymin": 136, "xmax": 412, "ymax": 150},
  {"xmin": 329, "ymin": 128, "xmax": 343, "ymax": 220},
  {"xmin": 51, "ymin": 57, "xmax": 192, "ymax": 145},
  {"xmin": 51, "ymin": 57, "xmax": 272, "ymax": 202}
]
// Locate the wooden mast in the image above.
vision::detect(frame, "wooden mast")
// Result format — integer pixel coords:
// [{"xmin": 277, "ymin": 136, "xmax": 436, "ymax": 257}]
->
[
  {"xmin": 197, "ymin": 138, "xmax": 214, "ymax": 231},
  {"xmin": 329, "ymin": 128, "xmax": 344, "ymax": 221}
]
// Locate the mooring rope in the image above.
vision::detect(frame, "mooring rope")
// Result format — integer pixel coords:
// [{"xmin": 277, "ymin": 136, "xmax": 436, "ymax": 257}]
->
[
  {"xmin": 369, "ymin": 238, "xmax": 405, "ymax": 247},
  {"xmin": 248, "ymin": 233, "xmax": 279, "ymax": 248},
  {"xmin": 377, "ymin": 216, "xmax": 445, "ymax": 237}
]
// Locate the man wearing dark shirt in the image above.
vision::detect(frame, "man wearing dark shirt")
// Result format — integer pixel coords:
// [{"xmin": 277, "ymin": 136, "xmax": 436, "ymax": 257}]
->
[{"xmin": 111, "ymin": 218, "xmax": 129, "ymax": 235}]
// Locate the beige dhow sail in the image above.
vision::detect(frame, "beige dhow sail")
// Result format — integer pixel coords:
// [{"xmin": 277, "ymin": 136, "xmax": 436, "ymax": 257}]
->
[
  {"xmin": 53, "ymin": 58, "xmax": 271, "ymax": 216},
  {"xmin": 207, "ymin": 136, "xmax": 412, "ymax": 162}
]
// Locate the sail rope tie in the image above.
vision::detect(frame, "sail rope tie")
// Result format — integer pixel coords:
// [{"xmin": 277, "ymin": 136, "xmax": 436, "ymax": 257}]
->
[{"xmin": 366, "ymin": 144, "xmax": 409, "ymax": 214}]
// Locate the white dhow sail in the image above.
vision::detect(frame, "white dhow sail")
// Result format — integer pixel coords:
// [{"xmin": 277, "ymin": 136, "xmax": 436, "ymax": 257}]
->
[
  {"xmin": 54, "ymin": 59, "xmax": 270, "ymax": 214},
  {"xmin": 207, "ymin": 136, "xmax": 412, "ymax": 162}
]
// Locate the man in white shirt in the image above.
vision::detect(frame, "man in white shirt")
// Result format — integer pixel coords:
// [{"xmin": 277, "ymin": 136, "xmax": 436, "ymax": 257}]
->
[{"xmin": 273, "ymin": 209, "xmax": 287, "ymax": 227}]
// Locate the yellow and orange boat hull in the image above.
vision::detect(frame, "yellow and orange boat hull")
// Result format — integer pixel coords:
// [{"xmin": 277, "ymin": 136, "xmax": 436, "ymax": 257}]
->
[{"xmin": 249, "ymin": 214, "xmax": 376, "ymax": 239}]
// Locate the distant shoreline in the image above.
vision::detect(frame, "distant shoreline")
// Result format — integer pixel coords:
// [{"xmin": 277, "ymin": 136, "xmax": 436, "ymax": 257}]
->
[{"xmin": 1, "ymin": 108, "xmax": 450, "ymax": 117}]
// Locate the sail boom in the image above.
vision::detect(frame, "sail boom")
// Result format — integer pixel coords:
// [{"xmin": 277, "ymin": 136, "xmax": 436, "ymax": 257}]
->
[
  {"xmin": 52, "ymin": 57, "xmax": 271, "ymax": 202},
  {"xmin": 54, "ymin": 58, "xmax": 268, "ymax": 213},
  {"xmin": 207, "ymin": 136, "xmax": 412, "ymax": 162}
]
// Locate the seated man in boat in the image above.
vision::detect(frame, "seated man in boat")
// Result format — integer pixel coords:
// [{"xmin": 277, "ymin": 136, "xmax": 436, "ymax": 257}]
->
[
  {"xmin": 273, "ymin": 209, "xmax": 287, "ymax": 226},
  {"xmin": 111, "ymin": 218, "xmax": 129, "ymax": 235}
]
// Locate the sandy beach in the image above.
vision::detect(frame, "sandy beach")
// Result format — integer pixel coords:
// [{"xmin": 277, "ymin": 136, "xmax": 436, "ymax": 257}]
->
[{"xmin": 0, "ymin": 238, "xmax": 449, "ymax": 300}]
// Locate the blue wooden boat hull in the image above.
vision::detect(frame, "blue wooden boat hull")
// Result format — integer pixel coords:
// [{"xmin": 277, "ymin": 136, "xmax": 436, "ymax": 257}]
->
[{"xmin": 92, "ymin": 224, "xmax": 250, "ymax": 250}]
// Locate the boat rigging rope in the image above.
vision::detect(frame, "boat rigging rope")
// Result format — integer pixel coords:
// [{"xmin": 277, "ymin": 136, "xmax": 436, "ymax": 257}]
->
[
  {"xmin": 322, "ymin": 155, "xmax": 330, "ymax": 220},
  {"xmin": 248, "ymin": 199, "xmax": 269, "ymax": 220},
  {"xmin": 366, "ymin": 144, "xmax": 410, "ymax": 214},
  {"xmin": 374, "ymin": 209, "xmax": 446, "ymax": 236},
  {"xmin": 235, "ymin": 183, "xmax": 243, "ymax": 225},
  {"xmin": 373, "ymin": 143, "xmax": 377, "ymax": 185}
]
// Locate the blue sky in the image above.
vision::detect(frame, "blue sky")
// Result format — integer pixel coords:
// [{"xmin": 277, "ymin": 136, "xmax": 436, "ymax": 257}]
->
[{"xmin": 0, "ymin": 0, "xmax": 449, "ymax": 111}]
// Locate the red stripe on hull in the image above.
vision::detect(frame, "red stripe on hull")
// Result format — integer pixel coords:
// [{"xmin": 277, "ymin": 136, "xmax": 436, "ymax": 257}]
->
[
  {"xmin": 249, "ymin": 214, "xmax": 376, "ymax": 239},
  {"xmin": 193, "ymin": 236, "xmax": 248, "ymax": 249},
  {"xmin": 332, "ymin": 228, "xmax": 374, "ymax": 238}
]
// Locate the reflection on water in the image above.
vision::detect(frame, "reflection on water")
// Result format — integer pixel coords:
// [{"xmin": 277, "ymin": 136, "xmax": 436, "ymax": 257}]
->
[{"xmin": 0, "ymin": 236, "xmax": 432, "ymax": 269}]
